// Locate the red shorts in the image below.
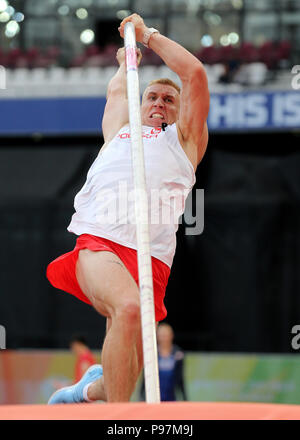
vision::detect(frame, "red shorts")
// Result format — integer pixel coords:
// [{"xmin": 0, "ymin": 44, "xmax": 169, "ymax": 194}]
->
[{"xmin": 46, "ymin": 234, "xmax": 171, "ymax": 322}]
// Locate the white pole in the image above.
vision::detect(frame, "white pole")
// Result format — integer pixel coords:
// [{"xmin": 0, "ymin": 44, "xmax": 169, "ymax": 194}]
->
[{"xmin": 124, "ymin": 22, "xmax": 160, "ymax": 403}]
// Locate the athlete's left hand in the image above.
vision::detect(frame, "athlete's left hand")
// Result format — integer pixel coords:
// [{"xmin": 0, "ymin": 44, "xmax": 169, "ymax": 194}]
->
[{"xmin": 116, "ymin": 47, "xmax": 142, "ymax": 66}]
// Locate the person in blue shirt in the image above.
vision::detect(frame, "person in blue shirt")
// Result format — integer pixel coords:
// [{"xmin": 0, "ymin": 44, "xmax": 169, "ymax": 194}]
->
[{"xmin": 140, "ymin": 322, "xmax": 187, "ymax": 401}]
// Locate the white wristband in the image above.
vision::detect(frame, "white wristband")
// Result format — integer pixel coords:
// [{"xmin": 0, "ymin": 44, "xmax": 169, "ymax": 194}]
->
[{"xmin": 142, "ymin": 28, "xmax": 159, "ymax": 48}]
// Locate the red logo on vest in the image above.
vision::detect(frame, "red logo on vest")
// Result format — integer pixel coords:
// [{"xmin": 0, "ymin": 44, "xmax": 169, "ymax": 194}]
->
[{"xmin": 118, "ymin": 127, "xmax": 162, "ymax": 140}]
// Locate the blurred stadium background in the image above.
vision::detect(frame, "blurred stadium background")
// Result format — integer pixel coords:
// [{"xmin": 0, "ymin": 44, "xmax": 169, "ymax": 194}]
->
[{"xmin": 0, "ymin": 0, "xmax": 300, "ymax": 405}]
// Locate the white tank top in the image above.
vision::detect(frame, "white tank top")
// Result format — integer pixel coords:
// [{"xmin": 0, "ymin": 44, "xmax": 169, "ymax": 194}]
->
[{"xmin": 68, "ymin": 123, "xmax": 196, "ymax": 267}]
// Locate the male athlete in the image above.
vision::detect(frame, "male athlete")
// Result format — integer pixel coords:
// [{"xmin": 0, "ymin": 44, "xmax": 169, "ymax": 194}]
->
[{"xmin": 47, "ymin": 13, "xmax": 209, "ymax": 404}]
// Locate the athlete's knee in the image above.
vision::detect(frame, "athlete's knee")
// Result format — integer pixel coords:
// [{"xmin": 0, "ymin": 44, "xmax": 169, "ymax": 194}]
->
[{"xmin": 116, "ymin": 299, "xmax": 141, "ymax": 328}]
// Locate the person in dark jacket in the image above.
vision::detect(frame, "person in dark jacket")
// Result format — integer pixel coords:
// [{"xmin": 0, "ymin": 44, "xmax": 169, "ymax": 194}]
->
[{"xmin": 140, "ymin": 322, "xmax": 187, "ymax": 401}]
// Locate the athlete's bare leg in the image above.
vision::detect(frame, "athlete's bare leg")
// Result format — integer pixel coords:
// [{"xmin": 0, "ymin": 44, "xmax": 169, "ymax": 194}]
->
[
  {"xmin": 85, "ymin": 318, "xmax": 111, "ymax": 402},
  {"xmin": 76, "ymin": 249, "xmax": 144, "ymax": 402},
  {"xmin": 86, "ymin": 317, "xmax": 143, "ymax": 401}
]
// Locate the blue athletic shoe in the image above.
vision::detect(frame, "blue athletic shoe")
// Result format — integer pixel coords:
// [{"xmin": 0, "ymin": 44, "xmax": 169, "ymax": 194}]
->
[{"xmin": 48, "ymin": 364, "xmax": 103, "ymax": 404}]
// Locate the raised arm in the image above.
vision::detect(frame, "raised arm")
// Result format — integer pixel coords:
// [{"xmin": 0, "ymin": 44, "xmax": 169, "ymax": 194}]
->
[
  {"xmin": 101, "ymin": 48, "xmax": 127, "ymax": 144},
  {"xmin": 119, "ymin": 14, "xmax": 209, "ymax": 164},
  {"xmin": 102, "ymin": 47, "xmax": 142, "ymax": 144}
]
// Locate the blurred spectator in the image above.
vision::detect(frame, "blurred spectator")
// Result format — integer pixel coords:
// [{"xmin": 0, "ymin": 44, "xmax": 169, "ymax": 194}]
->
[
  {"xmin": 233, "ymin": 61, "xmax": 268, "ymax": 86},
  {"xmin": 219, "ymin": 59, "xmax": 241, "ymax": 84},
  {"xmin": 70, "ymin": 335, "xmax": 96, "ymax": 383},
  {"xmin": 140, "ymin": 323, "xmax": 187, "ymax": 401}
]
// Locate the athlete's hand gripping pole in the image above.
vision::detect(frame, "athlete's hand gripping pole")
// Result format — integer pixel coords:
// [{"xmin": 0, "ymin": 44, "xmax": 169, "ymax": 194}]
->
[{"xmin": 124, "ymin": 22, "xmax": 161, "ymax": 404}]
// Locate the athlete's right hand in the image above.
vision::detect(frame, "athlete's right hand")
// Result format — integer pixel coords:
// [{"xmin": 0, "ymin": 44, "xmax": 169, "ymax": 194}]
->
[
  {"xmin": 116, "ymin": 47, "xmax": 142, "ymax": 66},
  {"xmin": 118, "ymin": 13, "xmax": 148, "ymax": 44}
]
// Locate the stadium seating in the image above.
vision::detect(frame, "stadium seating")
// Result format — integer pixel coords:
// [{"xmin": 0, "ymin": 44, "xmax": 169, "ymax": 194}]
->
[
  {"xmin": 0, "ymin": 37, "xmax": 294, "ymax": 97},
  {"xmin": 0, "ymin": 36, "xmax": 292, "ymax": 74}
]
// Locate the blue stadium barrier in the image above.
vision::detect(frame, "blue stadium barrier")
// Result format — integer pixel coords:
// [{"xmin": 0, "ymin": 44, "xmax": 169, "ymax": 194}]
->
[{"xmin": 0, "ymin": 91, "xmax": 299, "ymax": 136}]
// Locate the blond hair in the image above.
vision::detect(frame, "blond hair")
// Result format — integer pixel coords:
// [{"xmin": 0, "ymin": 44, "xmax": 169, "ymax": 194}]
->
[{"xmin": 146, "ymin": 78, "xmax": 181, "ymax": 94}]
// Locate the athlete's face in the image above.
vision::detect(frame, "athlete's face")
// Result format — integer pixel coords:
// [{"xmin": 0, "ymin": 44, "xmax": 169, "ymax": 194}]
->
[{"xmin": 141, "ymin": 84, "xmax": 180, "ymax": 127}]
